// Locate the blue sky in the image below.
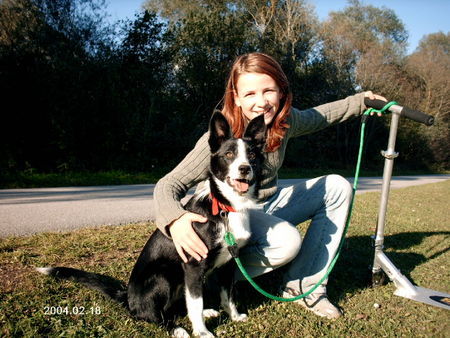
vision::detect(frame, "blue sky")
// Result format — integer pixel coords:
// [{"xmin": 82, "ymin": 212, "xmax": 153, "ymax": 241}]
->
[{"xmin": 105, "ymin": 0, "xmax": 450, "ymax": 55}]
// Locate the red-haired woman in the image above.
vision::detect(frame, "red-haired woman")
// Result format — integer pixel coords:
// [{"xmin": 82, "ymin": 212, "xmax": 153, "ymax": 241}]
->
[{"xmin": 154, "ymin": 52, "xmax": 386, "ymax": 319}]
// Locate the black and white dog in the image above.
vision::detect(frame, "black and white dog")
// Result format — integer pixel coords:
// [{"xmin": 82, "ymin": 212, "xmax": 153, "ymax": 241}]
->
[{"xmin": 37, "ymin": 112, "xmax": 266, "ymax": 337}]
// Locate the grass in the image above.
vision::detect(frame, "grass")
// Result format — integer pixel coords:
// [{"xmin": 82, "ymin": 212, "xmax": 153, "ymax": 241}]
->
[
  {"xmin": 1, "ymin": 180, "xmax": 449, "ymax": 337},
  {"xmin": 0, "ymin": 170, "xmax": 166, "ymax": 189}
]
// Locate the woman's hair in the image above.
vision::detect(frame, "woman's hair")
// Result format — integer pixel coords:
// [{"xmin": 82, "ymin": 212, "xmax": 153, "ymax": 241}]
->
[{"xmin": 221, "ymin": 52, "xmax": 292, "ymax": 152}]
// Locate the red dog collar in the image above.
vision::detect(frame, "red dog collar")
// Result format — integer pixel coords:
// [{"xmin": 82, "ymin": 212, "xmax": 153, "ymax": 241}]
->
[{"xmin": 210, "ymin": 193, "xmax": 236, "ymax": 215}]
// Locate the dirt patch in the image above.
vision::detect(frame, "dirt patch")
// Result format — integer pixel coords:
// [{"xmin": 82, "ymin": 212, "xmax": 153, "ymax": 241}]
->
[{"xmin": 0, "ymin": 263, "xmax": 34, "ymax": 293}]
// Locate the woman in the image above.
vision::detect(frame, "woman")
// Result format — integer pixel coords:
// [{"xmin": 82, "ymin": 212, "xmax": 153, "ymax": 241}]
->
[{"xmin": 154, "ymin": 52, "xmax": 386, "ymax": 319}]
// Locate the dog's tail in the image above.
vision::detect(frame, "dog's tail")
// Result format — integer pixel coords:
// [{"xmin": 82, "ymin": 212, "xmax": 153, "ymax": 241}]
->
[{"xmin": 36, "ymin": 267, "xmax": 127, "ymax": 306}]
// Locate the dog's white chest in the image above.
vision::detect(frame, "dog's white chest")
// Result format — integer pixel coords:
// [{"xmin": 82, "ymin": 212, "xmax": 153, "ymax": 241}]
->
[
  {"xmin": 213, "ymin": 211, "xmax": 251, "ymax": 270},
  {"xmin": 227, "ymin": 212, "xmax": 251, "ymax": 246}
]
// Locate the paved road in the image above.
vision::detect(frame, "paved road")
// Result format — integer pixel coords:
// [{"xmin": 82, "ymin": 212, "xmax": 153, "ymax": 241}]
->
[{"xmin": 1, "ymin": 175, "xmax": 449, "ymax": 237}]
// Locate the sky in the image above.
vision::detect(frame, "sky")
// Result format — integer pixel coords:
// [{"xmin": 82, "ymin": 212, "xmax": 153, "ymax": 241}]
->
[{"xmin": 105, "ymin": 0, "xmax": 450, "ymax": 55}]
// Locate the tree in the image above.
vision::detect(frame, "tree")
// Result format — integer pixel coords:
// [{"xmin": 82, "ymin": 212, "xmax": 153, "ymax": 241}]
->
[
  {"xmin": 2, "ymin": 0, "xmax": 445, "ymax": 175},
  {"xmin": 314, "ymin": 0, "xmax": 410, "ymax": 167},
  {"xmin": 405, "ymin": 32, "xmax": 450, "ymax": 167},
  {"xmin": 116, "ymin": 11, "xmax": 174, "ymax": 169},
  {"xmin": 408, "ymin": 32, "xmax": 450, "ymax": 115},
  {"xmin": 321, "ymin": 0, "xmax": 408, "ymax": 94},
  {"xmin": 0, "ymin": 0, "xmax": 116, "ymax": 171},
  {"xmin": 167, "ymin": 7, "xmax": 252, "ymax": 124},
  {"xmin": 143, "ymin": 0, "xmax": 229, "ymax": 24}
]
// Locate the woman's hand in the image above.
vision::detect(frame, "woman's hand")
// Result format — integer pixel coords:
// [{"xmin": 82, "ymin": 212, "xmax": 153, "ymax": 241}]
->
[
  {"xmin": 169, "ymin": 212, "xmax": 209, "ymax": 263},
  {"xmin": 364, "ymin": 91, "xmax": 388, "ymax": 116}
]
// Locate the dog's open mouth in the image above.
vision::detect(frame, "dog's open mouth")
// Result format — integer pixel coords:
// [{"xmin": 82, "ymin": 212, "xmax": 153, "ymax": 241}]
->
[{"xmin": 227, "ymin": 177, "xmax": 250, "ymax": 194}]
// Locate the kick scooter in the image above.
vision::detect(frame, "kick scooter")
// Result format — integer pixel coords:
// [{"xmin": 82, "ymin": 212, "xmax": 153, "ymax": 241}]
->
[{"xmin": 364, "ymin": 98, "xmax": 449, "ymax": 310}]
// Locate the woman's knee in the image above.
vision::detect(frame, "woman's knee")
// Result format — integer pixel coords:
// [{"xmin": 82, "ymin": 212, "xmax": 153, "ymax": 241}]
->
[
  {"xmin": 325, "ymin": 174, "xmax": 352, "ymax": 203},
  {"xmin": 267, "ymin": 222, "xmax": 301, "ymax": 265}
]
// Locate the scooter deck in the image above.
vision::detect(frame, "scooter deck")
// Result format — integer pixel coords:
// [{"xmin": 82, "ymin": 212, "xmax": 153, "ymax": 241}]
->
[{"xmin": 394, "ymin": 285, "xmax": 450, "ymax": 311}]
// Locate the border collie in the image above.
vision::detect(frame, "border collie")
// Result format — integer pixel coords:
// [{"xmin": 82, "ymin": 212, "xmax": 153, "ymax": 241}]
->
[{"xmin": 37, "ymin": 112, "xmax": 266, "ymax": 337}]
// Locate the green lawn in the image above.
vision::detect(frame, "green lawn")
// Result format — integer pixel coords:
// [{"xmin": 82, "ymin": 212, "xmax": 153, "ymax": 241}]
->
[
  {"xmin": 1, "ymin": 180, "xmax": 449, "ymax": 337},
  {"xmin": 0, "ymin": 170, "xmax": 165, "ymax": 189}
]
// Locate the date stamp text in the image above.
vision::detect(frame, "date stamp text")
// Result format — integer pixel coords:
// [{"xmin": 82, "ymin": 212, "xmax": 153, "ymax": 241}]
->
[{"xmin": 44, "ymin": 305, "xmax": 102, "ymax": 315}]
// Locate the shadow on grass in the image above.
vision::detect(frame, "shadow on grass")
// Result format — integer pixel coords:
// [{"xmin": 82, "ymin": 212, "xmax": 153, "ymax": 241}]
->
[
  {"xmin": 330, "ymin": 231, "xmax": 449, "ymax": 301},
  {"xmin": 213, "ymin": 231, "xmax": 450, "ymax": 322}
]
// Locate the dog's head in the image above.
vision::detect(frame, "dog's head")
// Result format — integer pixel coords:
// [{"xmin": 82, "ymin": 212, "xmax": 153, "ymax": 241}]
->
[{"xmin": 208, "ymin": 112, "xmax": 266, "ymax": 198}]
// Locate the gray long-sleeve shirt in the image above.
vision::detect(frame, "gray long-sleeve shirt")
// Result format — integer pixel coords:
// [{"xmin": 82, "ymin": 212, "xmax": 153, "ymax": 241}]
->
[{"xmin": 154, "ymin": 93, "xmax": 367, "ymax": 236}]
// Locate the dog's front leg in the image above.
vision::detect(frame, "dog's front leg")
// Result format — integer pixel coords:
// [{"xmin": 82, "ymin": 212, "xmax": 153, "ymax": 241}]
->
[
  {"xmin": 184, "ymin": 266, "xmax": 214, "ymax": 338},
  {"xmin": 219, "ymin": 287, "xmax": 248, "ymax": 322},
  {"xmin": 217, "ymin": 263, "xmax": 248, "ymax": 322}
]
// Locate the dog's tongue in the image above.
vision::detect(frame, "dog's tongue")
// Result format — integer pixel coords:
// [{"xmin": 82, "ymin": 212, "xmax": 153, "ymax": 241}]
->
[{"xmin": 232, "ymin": 179, "xmax": 249, "ymax": 193}]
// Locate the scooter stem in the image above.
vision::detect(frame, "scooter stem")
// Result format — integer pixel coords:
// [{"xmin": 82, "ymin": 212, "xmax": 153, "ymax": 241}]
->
[{"xmin": 373, "ymin": 106, "xmax": 402, "ymax": 254}]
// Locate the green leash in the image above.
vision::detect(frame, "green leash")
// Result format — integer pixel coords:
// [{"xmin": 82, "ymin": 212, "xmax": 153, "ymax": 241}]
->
[{"xmin": 224, "ymin": 101, "xmax": 398, "ymax": 302}]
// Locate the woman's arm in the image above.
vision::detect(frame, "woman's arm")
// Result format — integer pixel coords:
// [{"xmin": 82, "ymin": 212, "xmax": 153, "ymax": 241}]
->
[
  {"xmin": 153, "ymin": 132, "xmax": 212, "ymax": 262},
  {"xmin": 154, "ymin": 132, "xmax": 210, "ymax": 233},
  {"xmin": 287, "ymin": 91, "xmax": 386, "ymax": 138}
]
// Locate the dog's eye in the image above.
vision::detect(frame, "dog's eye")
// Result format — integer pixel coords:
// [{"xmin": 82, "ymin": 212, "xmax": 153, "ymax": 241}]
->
[
  {"xmin": 248, "ymin": 152, "xmax": 256, "ymax": 160},
  {"xmin": 225, "ymin": 152, "xmax": 234, "ymax": 158}
]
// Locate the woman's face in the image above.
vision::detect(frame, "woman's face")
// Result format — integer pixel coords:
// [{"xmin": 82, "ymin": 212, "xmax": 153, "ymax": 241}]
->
[{"xmin": 234, "ymin": 72, "xmax": 282, "ymax": 125}]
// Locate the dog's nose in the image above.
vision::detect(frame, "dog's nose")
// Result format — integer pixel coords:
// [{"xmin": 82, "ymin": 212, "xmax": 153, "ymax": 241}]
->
[{"xmin": 239, "ymin": 164, "xmax": 251, "ymax": 176}]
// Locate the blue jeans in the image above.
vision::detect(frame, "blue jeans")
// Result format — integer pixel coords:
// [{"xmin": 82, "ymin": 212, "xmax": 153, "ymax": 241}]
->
[{"xmin": 235, "ymin": 175, "xmax": 352, "ymax": 297}]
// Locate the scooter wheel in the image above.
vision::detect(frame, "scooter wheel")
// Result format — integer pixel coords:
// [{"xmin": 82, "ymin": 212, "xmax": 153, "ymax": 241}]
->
[{"xmin": 372, "ymin": 270, "xmax": 387, "ymax": 288}]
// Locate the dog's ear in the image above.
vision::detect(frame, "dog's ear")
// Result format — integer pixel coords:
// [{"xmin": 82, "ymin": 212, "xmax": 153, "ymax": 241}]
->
[
  {"xmin": 209, "ymin": 112, "xmax": 232, "ymax": 153},
  {"xmin": 244, "ymin": 114, "xmax": 266, "ymax": 149}
]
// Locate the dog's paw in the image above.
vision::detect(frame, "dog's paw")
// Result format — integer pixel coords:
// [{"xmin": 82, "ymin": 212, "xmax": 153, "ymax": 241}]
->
[
  {"xmin": 193, "ymin": 330, "xmax": 215, "ymax": 337},
  {"xmin": 231, "ymin": 313, "xmax": 248, "ymax": 322},
  {"xmin": 172, "ymin": 327, "xmax": 190, "ymax": 338},
  {"xmin": 203, "ymin": 309, "xmax": 220, "ymax": 318}
]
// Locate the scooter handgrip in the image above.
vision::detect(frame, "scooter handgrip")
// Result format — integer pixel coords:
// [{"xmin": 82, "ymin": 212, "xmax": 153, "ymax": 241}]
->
[
  {"xmin": 400, "ymin": 106, "xmax": 434, "ymax": 126},
  {"xmin": 364, "ymin": 98, "xmax": 388, "ymax": 110},
  {"xmin": 364, "ymin": 98, "xmax": 434, "ymax": 126}
]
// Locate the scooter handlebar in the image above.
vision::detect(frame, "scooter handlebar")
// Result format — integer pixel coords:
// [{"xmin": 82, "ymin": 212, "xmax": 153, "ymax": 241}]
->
[
  {"xmin": 401, "ymin": 106, "xmax": 435, "ymax": 126},
  {"xmin": 364, "ymin": 98, "xmax": 434, "ymax": 126}
]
